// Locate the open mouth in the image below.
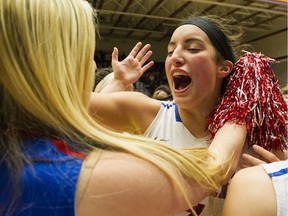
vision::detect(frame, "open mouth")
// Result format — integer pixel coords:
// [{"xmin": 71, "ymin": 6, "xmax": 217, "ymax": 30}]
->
[{"xmin": 173, "ymin": 74, "xmax": 192, "ymax": 90}]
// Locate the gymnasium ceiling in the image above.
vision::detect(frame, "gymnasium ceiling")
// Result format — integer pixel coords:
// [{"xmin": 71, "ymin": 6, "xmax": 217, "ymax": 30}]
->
[{"xmin": 91, "ymin": 0, "xmax": 287, "ymax": 45}]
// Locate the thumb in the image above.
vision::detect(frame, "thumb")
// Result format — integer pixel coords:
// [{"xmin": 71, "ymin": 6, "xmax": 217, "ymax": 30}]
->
[{"xmin": 111, "ymin": 47, "xmax": 119, "ymax": 66}]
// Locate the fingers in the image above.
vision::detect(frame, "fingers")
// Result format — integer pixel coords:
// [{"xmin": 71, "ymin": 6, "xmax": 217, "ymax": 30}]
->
[
  {"xmin": 139, "ymin": 50, "xmax": 153, "ymax": 66},
  {"xmin": 135, "ymin": 44, "xmax": 152, "ymax": 64},
  {"xmin": 241, "ymin": 153, "xmax": 266, "ymax": 167},
  {"xmin": 141, "ymin": 61, "xmax": 154, "ymax": 73},
  {"xmin": 252, "ymin": 145, "xmax": 280, "ymax": 163},
  {"xmin": 128, "ymin": 42, "xmax": 142, "ymax": 56},
  {"xmin": 241, "ymin": 145, "xmax": 281, "ymax": 168},
  {"xmin": 129, "ymin": 42, "xmax": 153, "ymax": 65},
  {"xmin": 239, "ymin": 163, "xmax": 249, "ymax": 169}
]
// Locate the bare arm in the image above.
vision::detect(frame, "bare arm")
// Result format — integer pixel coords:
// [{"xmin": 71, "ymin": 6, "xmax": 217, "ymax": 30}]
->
[
  {"xmin": 89, "ymin": 91, "xmax": 160, "ymax": 134},
  {"xmin": 208, "ymin": 123, "xmax": 247, "ymax": 180},
  {"xmin": 90, "ymin": 42, "xmax": 158, "ymax": 134},
  {"xmin": 76, "ymin": 151, "xmax": 206, "ymax": 216}
]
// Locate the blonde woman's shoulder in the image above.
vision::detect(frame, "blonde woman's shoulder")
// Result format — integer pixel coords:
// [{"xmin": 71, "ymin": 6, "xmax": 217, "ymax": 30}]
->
[{"xmin": 76, "ymin": 150, "xmax": 201, "ymax": 216}]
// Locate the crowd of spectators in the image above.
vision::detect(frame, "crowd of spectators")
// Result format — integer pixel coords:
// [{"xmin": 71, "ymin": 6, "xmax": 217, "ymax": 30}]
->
[{"xmin": 95, "ymin": 57, "xmax": 168, "ymax": 97}]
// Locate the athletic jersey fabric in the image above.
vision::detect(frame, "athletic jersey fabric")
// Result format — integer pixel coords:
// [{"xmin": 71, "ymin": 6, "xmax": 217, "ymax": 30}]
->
[
  {"xmin": 144, "ymin": 101, "xmax": 219, "ymax": 216},
  {"xmin": 144, "ymin": 100, "xmax": 211, "ymax": 148},
  {"xmin": 0, "ymin": 138, "xmax": 84, "ymax": 216},
  {"xmin": 144, "ymin": 100, "xmax": 255, "ymax": 216},
  {"xmin": 261, "ymin": 160, "xmax": 288, "ymax": 216}
]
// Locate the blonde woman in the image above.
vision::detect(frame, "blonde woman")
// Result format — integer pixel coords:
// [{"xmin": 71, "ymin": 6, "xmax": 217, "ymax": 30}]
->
[{"xmin": 0, "ymin": 0, "xmax": 233, "ymax": 216}]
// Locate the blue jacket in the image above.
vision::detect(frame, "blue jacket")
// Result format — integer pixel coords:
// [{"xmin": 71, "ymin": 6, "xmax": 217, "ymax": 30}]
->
[{"xmin": 0, "ymin": 138, "xmax": 84, "ymax": 215}]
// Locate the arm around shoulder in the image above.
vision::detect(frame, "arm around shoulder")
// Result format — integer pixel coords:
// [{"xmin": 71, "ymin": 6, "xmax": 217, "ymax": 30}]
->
[{"xmin": 89, "ymin": 91, "xmax": 160, "ymax": 134}]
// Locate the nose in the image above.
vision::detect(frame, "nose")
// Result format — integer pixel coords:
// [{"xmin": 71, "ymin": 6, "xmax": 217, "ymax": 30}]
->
[{"xmin": 169, "ymin": 47, "xmax": 184, "ymax": 66}]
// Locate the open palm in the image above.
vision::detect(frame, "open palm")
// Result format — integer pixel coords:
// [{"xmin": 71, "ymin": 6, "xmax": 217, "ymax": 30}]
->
[{"xmin": 111, "ymin": 42, "xmax": 154, "ymax": 87}]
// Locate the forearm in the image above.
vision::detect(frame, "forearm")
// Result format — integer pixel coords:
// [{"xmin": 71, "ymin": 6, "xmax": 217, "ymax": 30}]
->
[
  {"xmin": 99, "ymin": 76, "xmax": 131, "ymax": 93},
  {"xmin": 208, "ymin": 123, "xmax": 247, "ymax": 181}
]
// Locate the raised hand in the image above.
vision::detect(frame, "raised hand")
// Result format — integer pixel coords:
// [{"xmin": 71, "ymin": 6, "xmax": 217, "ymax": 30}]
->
[{"xmin": 111, "ymin": 42, "xmax": 154, "ymax": 88}]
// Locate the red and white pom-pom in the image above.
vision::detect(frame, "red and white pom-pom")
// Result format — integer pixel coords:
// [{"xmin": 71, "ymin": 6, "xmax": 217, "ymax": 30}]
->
[{"xmin": 208, "ymin": 52, "xmax": 288, "ymax": 151}]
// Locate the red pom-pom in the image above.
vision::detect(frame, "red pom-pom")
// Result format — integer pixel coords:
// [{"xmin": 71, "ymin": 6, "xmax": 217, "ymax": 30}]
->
[{"xmin": 208, "ymin": 52, "xmax": 287, "ymax": 151}]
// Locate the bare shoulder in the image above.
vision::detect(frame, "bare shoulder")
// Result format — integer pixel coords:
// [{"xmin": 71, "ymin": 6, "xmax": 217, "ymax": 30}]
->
[
  {"xmin": 222, "ymin": 166, "xmax": 276, "ymax": 216},
  {"xmin": 76, "ymin": 151, "xmax": 187, "ymax": 216},
  {"xmin": 232, "ymin": 166, "xmax": 265, "ymax": 185}
]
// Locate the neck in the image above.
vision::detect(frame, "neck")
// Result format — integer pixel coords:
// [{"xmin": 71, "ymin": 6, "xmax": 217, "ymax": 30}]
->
[{"xmin": 178, "ymin": 108, "xmax": 210, "ymax": 139}]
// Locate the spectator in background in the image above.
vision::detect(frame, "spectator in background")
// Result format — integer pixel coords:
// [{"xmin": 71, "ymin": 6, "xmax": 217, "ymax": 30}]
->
[
  {"xmin": 134, "ymin": 80, "xmax": 151, "ymax": 96},
  {"xmin": 152, "ymin": 84, "xmax": 172, "ymax": 100},
  {"xmin": 93, "ymin": 67, "xmax": 113, "ymax": 91}
]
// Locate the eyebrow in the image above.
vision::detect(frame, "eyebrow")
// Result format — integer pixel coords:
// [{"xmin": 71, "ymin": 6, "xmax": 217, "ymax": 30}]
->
[{"xmin": 168, "ymin": 37, "xmax": 205, "ymax": 47}]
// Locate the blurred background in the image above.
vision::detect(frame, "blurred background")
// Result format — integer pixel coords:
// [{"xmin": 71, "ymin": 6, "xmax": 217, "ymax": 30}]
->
[{"xmin": 90, "ymin": 0, "xmax": 287, "ymax": 95}]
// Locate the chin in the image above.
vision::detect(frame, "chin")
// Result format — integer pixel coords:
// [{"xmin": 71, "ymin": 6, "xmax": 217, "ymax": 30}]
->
[{"xmin": 173, "ymin": 96, "xmax": 193, "ymax": 107}]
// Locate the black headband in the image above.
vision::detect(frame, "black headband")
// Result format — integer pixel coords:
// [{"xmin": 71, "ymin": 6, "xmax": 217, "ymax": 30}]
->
[{"xmin": 179, "ymin": 17, "xmax": 235, "ymax": 63}]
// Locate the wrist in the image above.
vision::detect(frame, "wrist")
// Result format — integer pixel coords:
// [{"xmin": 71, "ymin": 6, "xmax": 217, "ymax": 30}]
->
[{"xmin": 110, "ymin": 78, "xmax": 127, "ymax": 90}]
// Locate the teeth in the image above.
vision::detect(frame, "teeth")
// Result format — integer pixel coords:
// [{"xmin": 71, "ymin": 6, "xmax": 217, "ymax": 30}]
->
[{"xmin": 173, "ymin": 72, "xmax": 187, "ymax": 76}]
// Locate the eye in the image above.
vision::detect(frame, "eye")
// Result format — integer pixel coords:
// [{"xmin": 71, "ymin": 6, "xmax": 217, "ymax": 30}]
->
[
  {"xmin": 167, "ymin": 50, "xmax": 174, "ymax": 57},
  {"xmin": 187, "ymin": 48, "xmax": 200, "ymax": 53}
]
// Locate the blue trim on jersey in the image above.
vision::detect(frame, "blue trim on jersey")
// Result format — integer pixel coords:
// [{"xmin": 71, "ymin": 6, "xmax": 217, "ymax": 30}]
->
[
  {"xmin": 161, "ymin": 101, "xmax": 182, "ymax": 122},
  {"xmin": 175, "ymin": 103, "xmax": 182, "ymax": 122},
  {"xmin": 161, "ymin": 101, "xmax": 175, "ymax": 109},
  {"xmin": 268, "ymin": 167, "xmax": 288, "ymax": 177}
]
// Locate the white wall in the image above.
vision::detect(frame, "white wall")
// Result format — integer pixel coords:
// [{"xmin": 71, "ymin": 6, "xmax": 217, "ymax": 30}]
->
[{"xmin": 250, "ymin": 31, "xmax": 287, "ymax": 88}]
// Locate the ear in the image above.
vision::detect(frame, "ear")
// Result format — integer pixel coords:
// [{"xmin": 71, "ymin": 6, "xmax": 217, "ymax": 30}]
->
[{"xmin": 217, "ymin": 60, "xmax": 234, "ymax": 78}]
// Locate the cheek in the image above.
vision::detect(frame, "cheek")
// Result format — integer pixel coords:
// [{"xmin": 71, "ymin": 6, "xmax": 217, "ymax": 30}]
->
[
  {"xmin": 190, "ymin": 53, "xmax": 213, "ymax": 67},
  {"xmin": 189, "ymin": 57, "xmax": 217, "ymax": 87},
  {"xmin": 191, "ymin": 53, "xmax": 217, "ymax": 74},
  {"xmin": 164, "ymin": 56, "xmax": 170, "ymax": 71}
]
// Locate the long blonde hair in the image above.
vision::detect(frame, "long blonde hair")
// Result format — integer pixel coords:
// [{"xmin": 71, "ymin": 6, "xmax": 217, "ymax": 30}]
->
[{"xmin": 0, "ymin": 0, "xmax": 227, "ymax": 214}]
